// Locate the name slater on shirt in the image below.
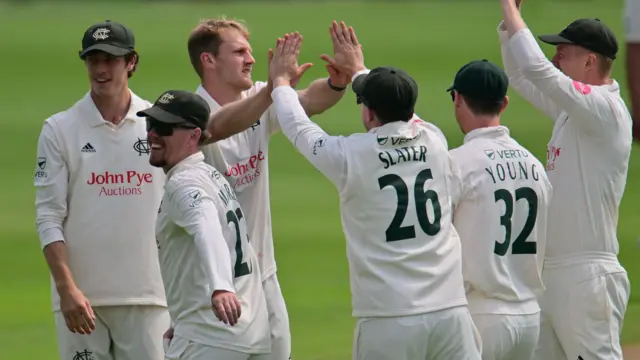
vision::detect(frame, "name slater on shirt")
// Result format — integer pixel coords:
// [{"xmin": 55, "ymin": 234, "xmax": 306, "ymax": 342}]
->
[
  {"xmin": 483, "ymin": 149, "xmax": 540, "ymax": 184},
  {"xmin": 86, "ymin": 170, "xmax": 153, "ymax": 196},
  {"xmin": 378, "ymin": 145, "xmax": 428, "ymax": 169}
]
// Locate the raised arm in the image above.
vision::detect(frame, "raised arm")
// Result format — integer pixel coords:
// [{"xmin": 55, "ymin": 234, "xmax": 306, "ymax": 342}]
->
[
  {"xmin": 166, "ymin": 179, "xmax": 241, "ymax": 325},
  {"xmin": 498, "ymin": 14, "xmax": 561, "ymax": 121},
  {"xmin": 501, "ymin": 0, "xmax": 622, "ymax": 135},
  {"xmin": 35, "ymin": 120, "xmax": 96, "ymax": 335},
  {"xmin": 625, "ymin": 0, "xmax": 640, "ymax": 140},
  {"xmin": 205, "ymin": 32, "xmax": 349, "ymax": 144}
]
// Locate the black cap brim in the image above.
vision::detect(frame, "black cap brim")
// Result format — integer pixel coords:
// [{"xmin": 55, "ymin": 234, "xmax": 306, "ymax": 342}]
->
[
  {"xmin": 80, "ymin": 43, "xmax": 132, "ymax": 58},
  {"xmin": 352, "ymin": 73, "xmax": 368, "ymax": 96},
  {"xmin": 136, "ymin": 107, "xmax": 188, "ymax": 125},
  {"xmin": 538, "ymin": 34, "xmax": 574, "ymax": 45}
]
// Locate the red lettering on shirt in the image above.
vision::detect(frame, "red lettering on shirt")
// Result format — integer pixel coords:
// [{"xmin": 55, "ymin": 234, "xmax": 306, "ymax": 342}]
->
[
  {"xmin": 223, "ymin": 151, "xmax": 265, "ymax": 189},
  {"xmin": 86, "ymin": 170, "xmax": 153, "ymax": 196},
  {"xmin": 572, "ymin": 80, "xmax": 591, "ymax": 95}
]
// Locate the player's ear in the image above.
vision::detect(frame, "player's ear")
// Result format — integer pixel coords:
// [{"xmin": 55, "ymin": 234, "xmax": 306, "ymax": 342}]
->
[
  {"xmin": 500, "ymin": 96, "xmax": 509, "ymax": 113},
  {"xmin": 200, "ymin": 52, "xmax": 216, "ymax": 71},
  {"xmin": 192, "ymin": 128, "xmax": 202, "ymax": 144},
  {"xmin": 126, "ymin": 53, "xmax": 138, "ymax": 72}
]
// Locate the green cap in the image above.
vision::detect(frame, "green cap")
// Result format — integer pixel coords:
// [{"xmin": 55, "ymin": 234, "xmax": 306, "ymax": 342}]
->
[
  {"xmin": 352, "ymin": 66, "xmax": 418, "ymax": 122},
  {"xmin": 447, "ymin": 59, "xmax": 508, "ymax": 103},
  {"xmin": 137, "ymin": 90, "xmax": 211, "ymax": 131},
  {"xmin": 79, "ymin": 20, "xmax": 135, "ymax": 58},
  {"xmin": 538, "ymin": 18, "xmax": 618, "ymax": 60}
]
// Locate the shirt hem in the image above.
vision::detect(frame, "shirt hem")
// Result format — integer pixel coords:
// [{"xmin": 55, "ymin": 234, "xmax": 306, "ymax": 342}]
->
[
  {"xmin": 51, "ymin": 298, "xmax": 167, "ymax": 312},
  {"xmin": 174, "ymin": 331, "xmax": 270, "ymax": 354},
  {"xmin": 352, "ymin": 298, "xmax": 468, "ymax": 318}
]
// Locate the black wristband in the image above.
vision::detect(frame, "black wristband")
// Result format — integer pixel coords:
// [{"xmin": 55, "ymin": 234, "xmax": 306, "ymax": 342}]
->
[{"xmin": 327, "ymin": 78, "xmax": 347, "ymax": 92}]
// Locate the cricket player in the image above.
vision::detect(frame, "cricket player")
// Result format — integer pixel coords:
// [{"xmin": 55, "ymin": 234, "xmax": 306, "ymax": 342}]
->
[
  {"xmin": 498, "ymin": 1, "xmax": 633, "ymax": 359},
  {"xmin": 447, "ymin": 59, "xmax": 552, "ymax": 360},
  {"xmin": 139, "ymin": 90, "xmax": 270, "ymax": 360},
  {"xmin": 34, "ymin": 20, "xmax": 169, "ymax": 359},
  {"xmin": 624, "ymin": 0, "xmax": 640, "ymax": 141},
  {"xmin": 267, "ymin": 24, "xmax": 482, "ymax": 360},
  {"xmin": 181, "ymin": 18, "xmax": 350, "ymax": 359}
]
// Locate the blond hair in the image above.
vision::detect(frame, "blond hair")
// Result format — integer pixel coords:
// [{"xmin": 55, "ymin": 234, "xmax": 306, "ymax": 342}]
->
[{"xmin": 187, "ymin": 17, "xmax": 250, "ymax": 78}]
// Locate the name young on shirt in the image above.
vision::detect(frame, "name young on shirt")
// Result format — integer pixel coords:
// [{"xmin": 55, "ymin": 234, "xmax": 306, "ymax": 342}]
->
[
  {"xmin": 378, "ymin": 145, "xmax": 428, "ymax": 169},
  {"xmin": 485, "ymin": 161, "xmax": 540, "ymax": 184}
]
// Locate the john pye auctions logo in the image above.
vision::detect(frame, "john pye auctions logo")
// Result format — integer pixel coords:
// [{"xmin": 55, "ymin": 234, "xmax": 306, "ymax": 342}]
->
[
  {"xmin": 87, "ymin": 170, "xmax": 153, "ymax": 196},
  {"xmin": 224, "ymin": 151, "xmax": 265, "ymax": 190}
]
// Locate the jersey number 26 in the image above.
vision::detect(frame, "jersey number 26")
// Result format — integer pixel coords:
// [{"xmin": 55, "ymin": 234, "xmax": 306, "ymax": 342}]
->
[{"xmin": 378, "ymin": 169, "xmax": 442, "ymax": 242}]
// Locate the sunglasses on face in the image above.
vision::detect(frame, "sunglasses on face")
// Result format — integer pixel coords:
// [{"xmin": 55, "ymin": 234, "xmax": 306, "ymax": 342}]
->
[
  {"xmin": 146, "ymin": 118, "xmax": 197, "ymax": 137},
  {"xmin": 449, "ymin": 90, "xmax": 456, "ymax": 102}
]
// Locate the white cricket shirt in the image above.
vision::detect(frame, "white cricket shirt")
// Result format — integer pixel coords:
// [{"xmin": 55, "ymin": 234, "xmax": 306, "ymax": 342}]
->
[
  {"xmin": 156, "ymin": 152, "xmax": 270, "ymax": 354},
  {"xmin": 450, "ymin": 126, "xmax": 552, "ymax": 315},
  {"xmin": 499, "ymin": 24, "xmax": 633, "ymax": 265},
  {"xmin": 196, "ymin": 83, "xmax": 279, "ymax": 281},
  {"xmin": 34, "ymin": 90, "xmax": 167, "ymax": 311},
  {"xmin": 270, "ymin": 81, "xmax": 467, "ymax": 318},
  {"xmin": 625, "ymin": 0, "xmax": 640, "ymax": 42}
]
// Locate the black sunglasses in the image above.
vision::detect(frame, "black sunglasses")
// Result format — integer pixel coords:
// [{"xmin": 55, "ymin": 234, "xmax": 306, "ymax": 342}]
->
[
  {"xmin": 449, "ymin": 90, "xmax": 456, "ymax": 102},
  {"xmin": 146, "ymin": 118, "xmax": 197, "ymax": 136}
]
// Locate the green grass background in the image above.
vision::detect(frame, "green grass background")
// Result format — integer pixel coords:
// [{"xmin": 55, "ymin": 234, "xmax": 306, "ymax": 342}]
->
[{"xmin": 0, "ymin": 1, "xmax": 638, "ymax": 358}]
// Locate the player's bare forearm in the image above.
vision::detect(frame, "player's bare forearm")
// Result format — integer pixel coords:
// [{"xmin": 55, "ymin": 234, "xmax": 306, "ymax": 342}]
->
[
  {"xmin": 501, "ymin": 0, "xmax": 527, "ymax": 37},
  {"xmin": 205, "ymin": 86, "xmax": 272, "ymax": 144},
  {"xmin": 297, "ymin": 78, "xmax": 345, "ymax": 117},
  {"xmin": 43, "ymin": 241, "xmax": 77, "ymax": 292},
  {"xmin": 626, "ymin": 43, "xmax": 640, "ymax": 139}
]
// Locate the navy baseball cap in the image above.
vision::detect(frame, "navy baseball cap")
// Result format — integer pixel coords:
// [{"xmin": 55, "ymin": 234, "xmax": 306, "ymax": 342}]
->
[
  {"xmin": 447, "ymin": 60, "xmax": 509, "ymax": 103},
  {"xmin": 352, "ymin": 66, "xmax": 418, "ymax": 122},
  {"xmin": 538, "ymin": 18, "xmax": 618, "ymax": 60},
  {"xmin": 137, "ymin": 90, "xmax": 211, "ymax": 131},
  {"xmin": 79, "ymin": 20, "xmax": 135, "ymax": 58}
]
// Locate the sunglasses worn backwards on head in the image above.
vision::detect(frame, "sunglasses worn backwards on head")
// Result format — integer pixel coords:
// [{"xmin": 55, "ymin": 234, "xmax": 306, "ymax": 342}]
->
[{"xmin": 146, "ymin": 118, "xmax": 197, "ymax": 136}]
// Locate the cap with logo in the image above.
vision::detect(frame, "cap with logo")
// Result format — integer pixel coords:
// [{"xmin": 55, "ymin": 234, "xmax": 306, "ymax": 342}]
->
[
  {"xmin": 352, "ymin": 66, "xmax": 418, "ymax": 122},
  {"xmin": 447, "ymin": 59, "xmax": 509, "ymax": 103},
  {"xmin": 538, "ymin": 18, "xmax": 618, "ymax": 60},
  {"xmin": 137, "ymin": 90, "xmax": 211, "ymax": 131},
  {"xmin": 79, "ymin": 20, "xmax": 136, "ymax": 58}
]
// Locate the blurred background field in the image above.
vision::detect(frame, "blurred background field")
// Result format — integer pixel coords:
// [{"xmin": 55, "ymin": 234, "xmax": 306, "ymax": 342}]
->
[{"xmin": 0, "ymin": 0, "xmax": 638, "ymax": 358}]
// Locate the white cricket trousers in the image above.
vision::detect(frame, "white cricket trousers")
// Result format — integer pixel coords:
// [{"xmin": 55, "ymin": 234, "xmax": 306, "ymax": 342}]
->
[
  {"xmin": 165, "ymin": 335, "xmax": 271, "ymax": 360},
  {"xmin": 471, "ymin": 313, "xmax": 540, "ymax": 360},
  {"xmin": 263, "ymin": 273, "xmax": 291, "ymax": 360},
  {"xmin": 533, "ymin": 254, "xmax": 630, "ymax": 360},
  {"xmin": 55, "ymin": 305, "xmax": 170, "ymax": 360},
  {"xmin": 352, "ymin": 305, "xmax": 483, "ymax": 360}
]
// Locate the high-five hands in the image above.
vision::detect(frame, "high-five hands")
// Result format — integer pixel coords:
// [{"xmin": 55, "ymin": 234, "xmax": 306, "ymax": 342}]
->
[
  {"xmin": 269, "ymin": 32, "xmax": 310, "ymax": 88},
  {"xmin": 268, "ymin": 32, "xmax": 313, "ymax": 90},
  {"xmin": 320, "ymin": 21, "xmax": 366, "ymax": 79}
]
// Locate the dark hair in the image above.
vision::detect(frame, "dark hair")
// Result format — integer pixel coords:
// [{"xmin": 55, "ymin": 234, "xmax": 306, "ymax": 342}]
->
[
  {"xmin": 462, "ymin": 96, "xmax": 504, "ymax": 116},
  {"xmin": 125, "ymin": 52, "xmax": 138, "ymax": 78}
]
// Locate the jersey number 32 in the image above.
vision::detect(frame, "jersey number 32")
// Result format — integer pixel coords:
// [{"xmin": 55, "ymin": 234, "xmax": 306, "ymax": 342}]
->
[
  {"xmin": 378, "ymin": 169, "xmax": 442, "ymax": 242},
  {"xmin": 493, "ymin": 187, "xmax": 538, "ymax": 256}
]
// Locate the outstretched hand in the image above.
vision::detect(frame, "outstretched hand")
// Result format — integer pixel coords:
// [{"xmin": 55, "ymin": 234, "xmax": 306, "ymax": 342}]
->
[
  {"xmin": 320, "ymin": 21, "xmax": 366, "ymax": 79},
  {"xmin": 268, "ymin": 32, "xmax": 313, "ymax": 90}
]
